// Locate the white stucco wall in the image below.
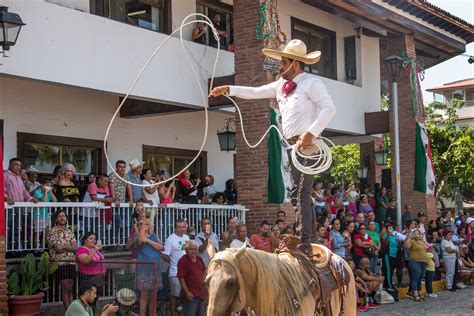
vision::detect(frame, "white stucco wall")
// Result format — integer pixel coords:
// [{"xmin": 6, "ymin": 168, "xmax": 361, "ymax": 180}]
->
[
  {"xmin": 1, "ymin": 0, "xmax": 234, "ymax": 108},
  {"xmin": 0, "ymin": 77, "xmax": 234, "ymax": 192}
]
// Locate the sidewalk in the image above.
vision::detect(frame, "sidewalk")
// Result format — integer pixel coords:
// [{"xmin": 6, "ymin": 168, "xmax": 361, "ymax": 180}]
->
[{"xmin": 363, "ymin": 286, "xmax": 474, "ymax": 315}]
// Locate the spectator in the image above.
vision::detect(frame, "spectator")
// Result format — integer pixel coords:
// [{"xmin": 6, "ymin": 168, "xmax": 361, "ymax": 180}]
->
[
  {"xmin": 314, "ymin": 223, "xmax": 330, "ymax": 248},
  {"xmin": 195, "ymin": 218, "xmax": 219, "ymax": 267},
  {"xmin": 56, "ymin": 163, "xmax": 80, "ymax": 202},
  {"xmin": 187, "ymin": 226, "xmax": 197, "ymax": 240},
  {"xmin": 156, "ymin": 172, "xmax": 176, "ymax": 204},
  {"xmin": 402, "ymin": 204, "xmax": 412, "ymax": 227},
  {"xmin": 65, "ymin": 282, "xmax": 118, "ymax": 316},
  {"xmin": 32, "ymin": 178, "xmax": 57, "ymax": 245},
  {"xmin": 340, "ymin": 211, "xmax": 354, "ymax": 233},
  {"xmin": 365, "ymin": 211, "xmax": 380, "ymax": 233},
  {"xmin": 126, "ymin": 202, "xmax": 146, "ymax": 258},
  {"xmin": 417, "ymin": 211, "xmax": 428, "ymax": 242},
  {"xmin": 386, "ymin": 198, "xmax": 397, "ymax": 225},
  {"xmin": 276, "ymin": 219, "xmax": 286, "ymax": 233},
  {"xmin": 212, "ymin": 192, "xmax": 225, "ymax": 205},
  {"xmin": 311, "ymin": 181, "xmax": 325, "ymax": 216},
  {"xmin": 162, "ymin": 219, "xmax": 190, "ymax": 316},
  {"xmin": 375, "ymin": 187, "xmax": 389, "ymax": 224},
  {"xmin": 353, "ymin": 224, "xmax": 375, "ymax": 267},
  {"xmin": 76, "ymin": 232, "xmax": 106, "ymax": 288},
  {"xmin": 177, "ymin": 240, "xmax": 206, "ymax": 316},
  {"xmin": 142, "ymin": 168, "xmax": 160, "ymax": 225},
  {"xmin": 381, "ymin": 224, "xmax": 400, "ymax": 289},
  {"xmin": 130, "ymin": 210, "xmax": 163, "ymax": 316},
  {"xmin": 177, "ymin": 169, "xmax": 200, "ymax": 204},
  {"xmin": 355, "ymin": 213, "xmax": 366, "ymax": 233},
  {"xmin": 331, "ymin": 219, "xmax": 349, "ymax": 258},
  {"xmin": 358, "ymin": 195, "xmax": 373, "ymax": 216},
  {"xmin": 51, "ymin": 165, "xmax": 62, "ymax": 190},
  {"xmin": 277, "ymin": 210, "xmax": 287, "ymax": 225},
  {"xmin": 250, "ymin": 220, "xmax": 273, "ymax": 253},
  {"xmin": 220, "ymin": 217, "xmax": 239, "ymax": 250},
  {"xmin": 345, "ymin": 184, "xmax": 359, "ymax": 215},
  {"xmin": 283, "ymin": 225, "xmax": 295, "ymax": 235},
  {"xmin": 341, "ymin": 221, "xmax": 355, "ymax": 259},
  {"xmin": 324, "ymin": 189, "xmax": 337, "ymax": 220},
  {"xmin": 271, "ymin": 224, "xmax": 281, "ymax": 249},
  {"xmin": 48, "ymin": 209, "xmax": 77, "ymax": 309},
  {"xmin": 405, "ymin": 229, "xmax": 430, "ymax": 301},
  {"xmin": 4, "ymin": 157, "xmax": 36, "ymax": 204},
  {"xmin": 25, "ymin": 165, "xmax": 40, "ymax": 195},
  {"xmin": 425, "ymin": 246, "xmax": 437, "ymax": 298},
  {"xmin": 317, "ymin": 216, "xmax": 332, "ymax": 247},
  {"xmin": 230, "ymin": 224, "xmax": 251, "ymax": 248},
  {"xmin": 209, "ymin": 13, "xmax": 227, "ymax": 48},
  {"xmin": 201, "ymin": 175, "xmax": 217, "ymax": 202},
  {"xmin": 192, "ymin": 21, "xmax": 207, "ymax": 44},
  {"xmin": 128, "ymin": 159, "xmax": 147, "ymax": 203},
  {"xmin": 441, "ymin": 230, "xmax": 458, "ymax": 291},
  {"xmin": 354, "ymin": 257, "xmax": 383, "ymax": 310},
  {"xmin": 367, "ymin": 220, "xmax": 381, "ymax": 274},
  {"xmin": 109, "ymin": 160, "xmax": 134, "ymax": 207},
  {"xmin": 223, "ymin": 179, "xmax": 237, "ymax": 204}
]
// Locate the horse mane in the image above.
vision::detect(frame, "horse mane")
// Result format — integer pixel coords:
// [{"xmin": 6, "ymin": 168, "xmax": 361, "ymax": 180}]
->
[{"xmin": 210, "ymin": 248, "xmax": 311, "ymax": 315}]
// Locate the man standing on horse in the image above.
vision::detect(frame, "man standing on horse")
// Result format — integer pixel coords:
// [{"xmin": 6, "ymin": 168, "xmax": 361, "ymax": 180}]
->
[{"xmin": 210, "ymin": 39, "xmax": 336, "ymax": 256}]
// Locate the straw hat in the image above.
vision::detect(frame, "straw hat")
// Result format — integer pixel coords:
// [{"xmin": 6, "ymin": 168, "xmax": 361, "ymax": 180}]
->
[
  {"xmin": 262, "ymin": 39, "xmax": 321, "ymax": 64},
  {"xmin": 129, "ymin": 158, "xmax": 144, "ymax": 170},
  {"xmin": 116, "ymin": 288, "xmax": 137, "ymax": 306}
]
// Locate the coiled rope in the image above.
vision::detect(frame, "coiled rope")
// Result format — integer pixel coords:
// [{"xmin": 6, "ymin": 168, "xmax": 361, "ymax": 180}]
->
[{"xmin": 104, "ymin": 13, "xmax": 333, "ymax": 188}]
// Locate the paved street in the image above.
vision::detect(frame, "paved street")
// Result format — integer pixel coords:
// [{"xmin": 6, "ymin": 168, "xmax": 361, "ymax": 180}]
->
[{"xmin": 363, "ymin": 286, "xmax": 474, "ymax": 315}]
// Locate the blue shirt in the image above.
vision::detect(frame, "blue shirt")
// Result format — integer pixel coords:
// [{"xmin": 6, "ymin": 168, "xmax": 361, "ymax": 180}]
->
[
  {"xmin": 136, "ymin": 234, "xmax": 162, "ymax": 289},
  {"xmin": 383, "ymin": 233, "xmax": 399, "ymax": 258},
  {"xmin": 330, "ymin": 230, "xmax": 347, "ymax": 258},
  {"xmin": 128, "ymin": 172, "xmax": 143, "ymax": 202}
]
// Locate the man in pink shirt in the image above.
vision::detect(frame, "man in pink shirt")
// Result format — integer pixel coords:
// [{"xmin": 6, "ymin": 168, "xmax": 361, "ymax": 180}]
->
[{"xmin": 4, "ymin": 158, "xmax": 36, "ymax": 204}]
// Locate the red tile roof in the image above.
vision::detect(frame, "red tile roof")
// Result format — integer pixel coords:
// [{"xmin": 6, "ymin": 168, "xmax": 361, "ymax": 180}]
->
[{"xmin": 426, "ymin": 78, "xmax": 474, "ymax": 92}]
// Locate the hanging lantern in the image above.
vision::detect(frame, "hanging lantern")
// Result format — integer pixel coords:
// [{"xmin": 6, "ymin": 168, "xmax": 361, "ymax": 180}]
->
[
  {"xmin": 217, "ymin": 118, "xmax": 236, "ymax": 152},
  {"xmin": 0, "ymin": 6, "xmax": 26, "ymax": 57}
]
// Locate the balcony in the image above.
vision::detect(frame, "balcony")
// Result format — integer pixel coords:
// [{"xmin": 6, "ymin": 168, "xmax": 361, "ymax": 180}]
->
[{"xmin": 5, "ymin": 202, "xmax": 247, "ymax": 255}]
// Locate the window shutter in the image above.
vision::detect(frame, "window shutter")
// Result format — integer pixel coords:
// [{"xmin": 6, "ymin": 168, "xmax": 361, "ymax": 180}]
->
[{"xmin": 344, "ymin": 36, "xmax": 356, "ymax": 81}]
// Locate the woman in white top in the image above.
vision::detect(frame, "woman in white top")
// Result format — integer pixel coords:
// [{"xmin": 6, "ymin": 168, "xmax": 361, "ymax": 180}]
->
[
  {"xmin": 441, "ymin": 231, "xmax": 458, "ymax": 291},
  {"xmin": 141, "ymin": 169, "xmax": 160, "ymax": 227}
]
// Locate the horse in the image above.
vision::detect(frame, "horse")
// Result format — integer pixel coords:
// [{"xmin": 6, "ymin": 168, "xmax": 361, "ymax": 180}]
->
[{"xmin": 206, "ymin": 243, "xmax": 357, "ymax": 316}]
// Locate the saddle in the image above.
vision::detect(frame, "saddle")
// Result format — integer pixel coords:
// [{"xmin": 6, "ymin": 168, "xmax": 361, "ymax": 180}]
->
[{"xmin": 277, "ymin": 235, "xmax": 351, "ymax": 315}]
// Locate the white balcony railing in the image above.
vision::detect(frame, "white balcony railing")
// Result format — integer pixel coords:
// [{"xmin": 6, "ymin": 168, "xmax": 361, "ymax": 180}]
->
[{"xmin": 4, "ymin": 202, "xmax": 247, "ymax": 254}]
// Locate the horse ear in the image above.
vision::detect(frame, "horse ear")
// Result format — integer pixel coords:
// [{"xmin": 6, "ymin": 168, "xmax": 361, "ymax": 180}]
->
[{"xmin": 234, "ymin": 242, "xmax": 247, "ymax": 258}]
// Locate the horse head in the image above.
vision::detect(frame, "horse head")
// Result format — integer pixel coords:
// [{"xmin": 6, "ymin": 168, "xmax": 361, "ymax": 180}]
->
[{"xmin": 206, "ymin": 246, "xmax": 247, "ymax": 315}]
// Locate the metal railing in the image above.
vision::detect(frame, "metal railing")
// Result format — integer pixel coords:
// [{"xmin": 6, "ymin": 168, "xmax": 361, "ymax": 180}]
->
[{"xmin": 4, "ymin": 202, "xmax": 247, "ymax": 254}]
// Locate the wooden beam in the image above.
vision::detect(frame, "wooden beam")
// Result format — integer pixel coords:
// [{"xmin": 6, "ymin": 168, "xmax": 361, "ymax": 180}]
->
[
  {"xmin": 364, "ymin": 111, "xmax": 390, "ymax": 134},
  {"xmin": 119, "ymin": 97, "xmax": 198, "ymax": 118}
]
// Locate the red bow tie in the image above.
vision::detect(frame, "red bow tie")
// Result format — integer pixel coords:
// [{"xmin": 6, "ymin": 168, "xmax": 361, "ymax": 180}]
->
[{"xmin": 281, "ymin": 81, "xmax": 297, "ymax": 98}]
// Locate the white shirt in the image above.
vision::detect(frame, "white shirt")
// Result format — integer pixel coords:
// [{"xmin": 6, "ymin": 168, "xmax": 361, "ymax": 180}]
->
[
  {"xmin": 230, "ymin": 238, "xmax": 252, "ymax": 249},
  {"xmin": 142, "ymin": 179, "xmax": 160, "ymax": 204},
  {"xmin": 229, "ymin": 72, "xmax": 336, "ymax": 139},
  {"xmin": 195, "ymin": 232, "xmax": 219, "ymax": 267},
  {"xmin": 163, "ymin": 233, "xmax": 190, "ymax": 277}
]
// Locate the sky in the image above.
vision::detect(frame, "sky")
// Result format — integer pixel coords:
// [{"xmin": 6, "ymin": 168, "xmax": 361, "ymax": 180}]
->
[{"xmin": 421, "ymin": 0, "xmax": 474, "ymax": 103}]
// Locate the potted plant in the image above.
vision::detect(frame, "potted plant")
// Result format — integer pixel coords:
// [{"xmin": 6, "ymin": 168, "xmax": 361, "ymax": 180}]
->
[{"xmin": 7, "ymin": 252, "xmax": 59, "ymax": 316}]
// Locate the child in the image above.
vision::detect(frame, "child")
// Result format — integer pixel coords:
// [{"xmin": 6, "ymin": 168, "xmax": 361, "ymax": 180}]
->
[
  {"xmin": 425, "ymin": 246, "xmax": 437, "ymax": 298},
  {"xmin": 32, "ymin": 178, "xmax": 57, "ymax": 247}
]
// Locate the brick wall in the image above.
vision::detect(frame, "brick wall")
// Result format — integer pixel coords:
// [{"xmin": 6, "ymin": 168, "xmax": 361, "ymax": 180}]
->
[
  {"xmin": 381, "ymin": 34, "xmax": 437, "ymax": 221},
  {"xmin": 233, "ymin": 0, "xmax": 286, "ymax": 233},
  {"xmin": 360, "ymin": 139, "xmax": 384, "ymax": 187}
]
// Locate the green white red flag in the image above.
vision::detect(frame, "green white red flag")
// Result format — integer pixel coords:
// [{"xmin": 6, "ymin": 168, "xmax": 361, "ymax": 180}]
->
[{"xmin": 414, "ymin": 122, "xmax": 436, "ymax": 195}]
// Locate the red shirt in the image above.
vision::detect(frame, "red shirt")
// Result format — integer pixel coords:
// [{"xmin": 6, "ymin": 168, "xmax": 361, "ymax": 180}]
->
[
  {"xmin": 250, "ymin": 234, "xmax": 273, "ymax": 253},
  {"xmin": 354, "ymin": 233, "xmax": 372, "ymax": 257},
  {"xmin": 177, "ymin": 255, "xmax": 206, "ymax": 301},
  {"xmin": 325, "ymin": 196, "xmax": 337, "ymax": 215}
]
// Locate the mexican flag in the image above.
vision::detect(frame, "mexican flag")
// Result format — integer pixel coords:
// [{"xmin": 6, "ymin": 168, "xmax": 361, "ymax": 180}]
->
[
  {"xmin": 414, "ymin": 122, "xmax": 436, "ymax": 195},
  {"xmin": 268, "ymin": 108, "xmax": 292, "ymax": 203}
]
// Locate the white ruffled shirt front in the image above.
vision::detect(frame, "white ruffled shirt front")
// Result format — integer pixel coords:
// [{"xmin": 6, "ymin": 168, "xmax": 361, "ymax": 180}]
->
[{"xmin": 229, "ymin": 72, "xmax": 336, "ymax": 139}]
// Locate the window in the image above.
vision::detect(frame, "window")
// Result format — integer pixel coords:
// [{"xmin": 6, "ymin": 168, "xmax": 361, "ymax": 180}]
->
[
  {"xmin": 452, "ymin": 89, "xmax": 465, "ymax": 101},
  {"xmin": 90, "ymin": 0, "xmax": 172, "ymax": 34},
  {"xmin": 17, "ymin": 133, "xmax": 105, "ymax": 176},
  {"xmin": 291, "ymin": 18, "xmax": 337, "ymax": 80},
  {"xmin": 143, "ymin": 145, "xmax": 207, "ymax": 180},
  {"xmin": 344, "ymin": 36, "xmax": 357, "ymax": 82},
  {"xmin": 196, "ymin": 0, "xmax": 233, "ymax": 47}
]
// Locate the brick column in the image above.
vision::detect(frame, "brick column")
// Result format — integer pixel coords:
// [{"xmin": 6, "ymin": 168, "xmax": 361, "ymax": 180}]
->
[
  {"xmin": 233, "ymin": 0, "xmax": 285, "ymax": 232},
  {"xmin": 383, "ymin": 34, "xmax": 437, "ymax": 220}
]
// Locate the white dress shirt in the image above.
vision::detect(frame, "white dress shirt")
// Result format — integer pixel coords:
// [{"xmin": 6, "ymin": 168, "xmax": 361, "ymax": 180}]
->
[{"xmin": 229, "ymin": 72, "xmax": 336, "ymax": 139}]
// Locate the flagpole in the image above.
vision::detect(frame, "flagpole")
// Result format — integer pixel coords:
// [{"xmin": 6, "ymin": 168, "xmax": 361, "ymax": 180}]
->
[{"xmin": 392, "ymin": 81, "xmax": 402, "ymax": 230}]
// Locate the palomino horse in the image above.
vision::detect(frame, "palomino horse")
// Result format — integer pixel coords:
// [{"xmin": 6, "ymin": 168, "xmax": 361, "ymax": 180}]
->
[{"xmin": 206, "ymin": 243, "xmax": 356, "ymax": 316}]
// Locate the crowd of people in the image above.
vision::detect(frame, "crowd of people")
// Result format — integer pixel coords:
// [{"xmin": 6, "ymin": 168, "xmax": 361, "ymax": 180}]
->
[{"xmin": 5, "ymin": 157, "xmax": 474, "ymax": 315}]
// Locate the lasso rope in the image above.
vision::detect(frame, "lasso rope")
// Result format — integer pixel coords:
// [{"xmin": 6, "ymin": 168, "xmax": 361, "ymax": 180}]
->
[{"xmin": 104, "ymin": 13, "xmax": 333, "ymax": 188}]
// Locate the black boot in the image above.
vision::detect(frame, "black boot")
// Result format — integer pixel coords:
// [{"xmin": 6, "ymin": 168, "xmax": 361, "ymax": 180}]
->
[{"xmin": 297, "ymin": 233, "xmax": 313, "ymax": 257}]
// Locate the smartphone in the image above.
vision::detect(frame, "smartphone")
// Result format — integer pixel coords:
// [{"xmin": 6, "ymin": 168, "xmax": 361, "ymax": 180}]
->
[{"xmin": 205, "ymin": 224, "xmax": 211, "ymax": 234}]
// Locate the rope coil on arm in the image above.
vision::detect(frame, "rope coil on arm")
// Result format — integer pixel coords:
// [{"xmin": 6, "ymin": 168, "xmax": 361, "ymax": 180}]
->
[{"xmin": 104, "ymin": 13, "xmax": 333, "ymax": 188}]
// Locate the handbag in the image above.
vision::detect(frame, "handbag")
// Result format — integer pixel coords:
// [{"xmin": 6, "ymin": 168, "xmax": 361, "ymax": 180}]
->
[
  {"xmin": 374, "ymin": 288, "xmax": 395, "ymax": 304},
  {"xmin": 363, "ymin": 247, "xmax": 376, "ymax": 258}
]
